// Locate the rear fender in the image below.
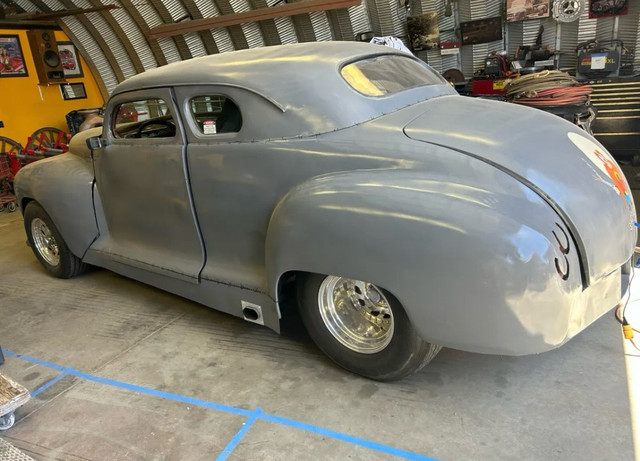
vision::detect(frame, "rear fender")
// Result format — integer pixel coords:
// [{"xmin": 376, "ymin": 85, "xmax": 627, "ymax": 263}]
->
[{"xmin": 265, "ymin": 166, "xmax": 582, "ymax": 354}]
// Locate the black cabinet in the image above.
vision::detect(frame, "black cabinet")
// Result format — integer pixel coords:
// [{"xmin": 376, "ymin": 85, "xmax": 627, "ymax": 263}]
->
[{"xmin": 590, "ymin": 78, "xmax": 640, "ymax": 162}]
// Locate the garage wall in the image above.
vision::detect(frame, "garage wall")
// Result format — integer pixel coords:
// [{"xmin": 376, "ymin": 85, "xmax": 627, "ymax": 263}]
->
[
  {"xmin": 6, "ymin": 0, "xmax": 640, "ymax": 96},
  {"xmin": 410, "ymin": 0, "xmax": 640, "ymax": 76},
  {"xmin": 0, "ymin": 28, "xmax": 104, "ymax": 144},
  {"xmin": 503, "ymin": 3, "xmax": 640, "ymax": 72}
]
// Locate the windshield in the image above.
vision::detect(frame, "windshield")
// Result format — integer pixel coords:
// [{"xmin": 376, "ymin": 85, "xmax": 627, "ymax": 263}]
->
[{"xmin": 341, "ymin": 55, "xmax": 447, "ymax": 97}]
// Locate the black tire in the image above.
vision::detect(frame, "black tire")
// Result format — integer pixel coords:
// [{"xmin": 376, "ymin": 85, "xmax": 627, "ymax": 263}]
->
[
  {"xmin": 7, "ymin": 202, "xmax": 16, "ymax": 212},
  {"xmin": 24, "ymin": 202, "xmax": 87, "ymax": 278},
  {"xmin": 297, "ymin": 273, "xmax": 441, "ymax": 381}
]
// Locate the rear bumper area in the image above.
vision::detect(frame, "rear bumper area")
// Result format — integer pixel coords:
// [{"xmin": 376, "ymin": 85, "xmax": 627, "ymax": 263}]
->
[
  {"xmin": 414, "ymin": 258, "xmax": 631, "ymax": 357},
  {"xmin": 565, "ymin": 258, "xmax": 630, "ymax": 344}
]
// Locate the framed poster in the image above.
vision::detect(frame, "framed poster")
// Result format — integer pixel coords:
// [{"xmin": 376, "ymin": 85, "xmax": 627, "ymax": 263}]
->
[
  {"xmin": 57, "ymin": 41, "xmax": 84, "ymax": 78},
  {"xmin": 407, "ymin": 12, "xmax": 440, "ymax": 51},
  {"xmin": 506, "ymin": 0, "xmax": 550, "ymax": 22},
  {"xmin": 460, "ymin": 17, "xmax": 503, "ymax": 46},
  {"xmin": 0, "ymin": 35, "xmax": 28, "ymax": 77},
  {"xmin": 59, "ymin": 82, "xmax": 87, "ymax": 100},
  {"xmin": 589, "ymin": 0, "xmax": 628, "ymax": 19}
]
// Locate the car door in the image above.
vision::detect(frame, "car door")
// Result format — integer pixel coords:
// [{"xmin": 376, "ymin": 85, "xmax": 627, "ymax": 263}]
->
[
  {"xmin": 92, "ymin": 88, "xmax": 205, "ymax": 282},
  {"xmin": 174, "ymin": 85, "xmax": 278, "ymax": 291}
]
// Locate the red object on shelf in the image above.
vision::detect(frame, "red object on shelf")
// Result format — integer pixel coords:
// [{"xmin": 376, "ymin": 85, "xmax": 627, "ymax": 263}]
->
[
  {"xmin": 471, "ymin": 78, "xmax": 508, "ymax": 96},
  {"xmin": 439, "ymin": 40, "xmax": 460, "ymax": 49}
]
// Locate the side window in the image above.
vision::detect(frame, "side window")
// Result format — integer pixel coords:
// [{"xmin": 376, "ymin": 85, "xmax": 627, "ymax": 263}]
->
[
  {"xmin": 113, "ymin": 98, "xmax": 176, "ymax": 139},
  {"xmin": 190, "ymin": 95, "xmax": 242, "ymax": 135}
]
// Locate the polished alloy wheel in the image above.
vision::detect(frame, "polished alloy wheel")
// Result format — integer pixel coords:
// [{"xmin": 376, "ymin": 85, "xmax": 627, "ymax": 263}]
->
[
  {"xmin": 31, "ymin": 218, "xmax": 60, "ymax": 266},
  {"xmin": 317, "ymin": 276, "xmax": 394, "ymax": 354}
]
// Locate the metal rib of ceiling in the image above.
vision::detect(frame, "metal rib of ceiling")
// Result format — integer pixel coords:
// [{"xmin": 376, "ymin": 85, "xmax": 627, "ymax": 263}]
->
[
  {"xmin": 12, "ymin": 0, "xmax": 372, "ymax": 96},
  {"xmin": 10, "ymin": 0, "xmax": 640, "ymax": 98}
]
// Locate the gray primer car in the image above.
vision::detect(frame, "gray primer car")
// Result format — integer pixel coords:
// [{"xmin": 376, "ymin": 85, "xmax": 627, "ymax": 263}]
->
[{"xmin": 14, "ymin": 42, "xmax": 636, "ymax": 380}]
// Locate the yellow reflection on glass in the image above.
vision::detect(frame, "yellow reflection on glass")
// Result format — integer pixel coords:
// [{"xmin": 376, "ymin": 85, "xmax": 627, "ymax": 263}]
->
[{"xmin": 340, "ymin": 64, "xmax": 384, "ymax": 96}]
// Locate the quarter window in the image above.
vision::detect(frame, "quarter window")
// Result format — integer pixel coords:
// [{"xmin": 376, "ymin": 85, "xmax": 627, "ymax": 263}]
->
[
  {"xmin": 190, "ymin": 95, "xmax": 242, "ymax": 135},
  {"xmin": 113, "ymin": 98, "xmax": 176, "ymax": 139}
]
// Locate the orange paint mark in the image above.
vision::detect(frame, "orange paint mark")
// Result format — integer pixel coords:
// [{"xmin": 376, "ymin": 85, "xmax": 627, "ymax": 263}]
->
[{"xmin": 594, "ymin": 149, "xmax": 631, "ymax": 206}]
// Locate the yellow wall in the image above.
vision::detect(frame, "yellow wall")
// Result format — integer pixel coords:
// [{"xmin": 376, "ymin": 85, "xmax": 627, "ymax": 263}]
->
[{"xmin": 0, "ymin": 29, "xmax": 105, "ymax": 146}]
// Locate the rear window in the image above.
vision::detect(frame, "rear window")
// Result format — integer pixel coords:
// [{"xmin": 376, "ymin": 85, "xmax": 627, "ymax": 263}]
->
[
  {"xmin": 189, "ymin": 95, "xmax": 242, "ymax": 134},
  {"xmin": 341, "ymin": 55, "xmax": 446, "ymax": 96}
]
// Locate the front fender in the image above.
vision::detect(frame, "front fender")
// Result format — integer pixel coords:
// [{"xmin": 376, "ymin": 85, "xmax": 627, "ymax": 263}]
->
[
  {"xmin": 14, "ymin": 153, "xmax": 98, "ymax": 259},
  {"xmin": 265, "ymin": 165, "xmax": 583, "ymax": 355}
]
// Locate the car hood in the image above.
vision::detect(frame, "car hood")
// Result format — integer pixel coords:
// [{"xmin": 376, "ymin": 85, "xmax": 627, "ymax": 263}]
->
[
  {"xmin": 67, "ymin": 127, "xmax": 102, "ymax": 159},
  {"xmin": 403, "ymin": 95, "xmax": 636, "ymax": 284}
]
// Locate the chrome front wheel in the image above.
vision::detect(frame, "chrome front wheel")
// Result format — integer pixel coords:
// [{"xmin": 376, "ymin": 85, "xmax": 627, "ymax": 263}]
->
[
  {"xmin": 318, "ymin": 276, "xmax": 394, "ymax": 354},
  {"xmin": 31, "ymin": 217, "xmax": 60, "ymax": 266},
  {"xmin": 24, "ymin": 202, "xmax": 86, "ymax": 279}
]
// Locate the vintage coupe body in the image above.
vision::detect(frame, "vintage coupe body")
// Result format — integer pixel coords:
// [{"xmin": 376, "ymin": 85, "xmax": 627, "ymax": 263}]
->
[{"xmin": 14, "ymin": 42, "xmax": 636, "ymax": 380}]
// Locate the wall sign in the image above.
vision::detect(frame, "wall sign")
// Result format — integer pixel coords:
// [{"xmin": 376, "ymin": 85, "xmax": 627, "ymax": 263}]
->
[
  {"xmin": 0, "ymin": 35, "xmax": 28, "ymax": 78},
  {"xmin": 460, "ymin": 17, "xmax": 502, "ymax": 46},
  {"xmin": 589, "ymin": 0, "xmax": 628, "ymax": 19},
  {"xmin": 553, "ymin": 0, "xmax": 584, "ymax": 22},
  {"xmin": 60, "ymin": 82, "xmax": 87, "ymax": 100},
  {"xmin": 506, "ymin": 0, "xmax": 550, "ymax": 22},
  {"xmin": 407, "ymin": 12, "xmax": 440, "ymax": 51},
  {"xmin": 57, "ymin": 41, "xmax": 84, "ymax": 78}
]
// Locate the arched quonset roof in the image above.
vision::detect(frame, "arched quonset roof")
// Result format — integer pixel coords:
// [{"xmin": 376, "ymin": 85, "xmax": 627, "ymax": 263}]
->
[
  {"xmin": 6, "ymin": 0, "xmax": 640, "ymax": 98},
  {"xmin": 10, "ymin": 0, "xmax": 374, "ymax": 96}
]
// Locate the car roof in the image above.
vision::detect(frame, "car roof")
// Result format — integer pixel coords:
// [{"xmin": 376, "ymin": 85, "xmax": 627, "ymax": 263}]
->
[
  {"xmin": 112, "ymin": 41, "xmax": 406, "ymax": 101},
  {"xmin": 110, "ymin": 42, "xmax": 456, "ymax": 138}
]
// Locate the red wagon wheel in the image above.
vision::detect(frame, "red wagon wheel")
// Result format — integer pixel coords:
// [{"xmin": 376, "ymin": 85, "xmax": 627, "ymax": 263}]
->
[
  {"xmin": 0, "ymin": 136, "xmax": 22, "ymax": 157},
  {"xmin": 0, "ymin": 136, "xmax": 23, "ymax": 177},
  {"xmin": 25, "ymin": 127, "xmax": 70, "ymax": 155}
]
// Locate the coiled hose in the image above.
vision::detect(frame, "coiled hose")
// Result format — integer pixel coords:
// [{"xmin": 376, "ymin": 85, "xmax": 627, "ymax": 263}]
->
[{"xmin": 505, "ymin": 70, "xmax": 592, "ymax": 106}]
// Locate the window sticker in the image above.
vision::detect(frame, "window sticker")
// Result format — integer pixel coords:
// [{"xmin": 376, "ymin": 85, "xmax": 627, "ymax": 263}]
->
[{"xmin": 203, "ymin": 120, "xmax": 217, "ymax": 135}]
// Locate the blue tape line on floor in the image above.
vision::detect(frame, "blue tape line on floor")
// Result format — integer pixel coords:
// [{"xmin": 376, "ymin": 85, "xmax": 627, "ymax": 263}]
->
[
  {"xmin": 259, "ymin": 413, "xmax": 438, "ymax": 461},
  {"xmin": 4, "ymin": 349, "xmax": 439, "ymax": 461},
  {"xmin": 30, "ymin": 370, "xmax": 70, "ymax": 398},
  {"xmin": 216, "ymin": 407, "xmax": 263, "ymax": 461},
  {"xmin": 72, "ymin": 370, "xmax": 254, "ymax": 417},
  {"xmin": 4, "ymin": 350, "xmax": 252, "ymax": 416},
  {"xmin": 3, "ymin": 350, "xmax": 66, "ymax": 372}
]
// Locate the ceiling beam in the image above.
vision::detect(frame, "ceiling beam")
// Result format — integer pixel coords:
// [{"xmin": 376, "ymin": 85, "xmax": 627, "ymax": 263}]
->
[
  {"xmin": 148, "ymin": 0, "xmax": 360, "ymax": 40},
  {"xmin": 8, "ymin": 5, "xmax": 119, "ymax": 21}
]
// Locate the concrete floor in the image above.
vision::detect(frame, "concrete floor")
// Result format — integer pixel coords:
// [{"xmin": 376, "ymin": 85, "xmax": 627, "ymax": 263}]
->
[{"xmin": 0, "ymin": 209, "xmax": 635, "ymax": 460}]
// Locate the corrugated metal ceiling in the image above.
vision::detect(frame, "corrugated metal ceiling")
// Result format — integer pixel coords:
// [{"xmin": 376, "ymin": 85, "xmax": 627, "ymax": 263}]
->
[{"xmin": 9, "ymin": 0, "xmax": 638, "ymax": 96}]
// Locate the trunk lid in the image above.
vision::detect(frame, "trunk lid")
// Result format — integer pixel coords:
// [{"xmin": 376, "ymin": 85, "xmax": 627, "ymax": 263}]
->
[{"xmin": 404, "ymin": 95, "xmax": 636, "ymax": 284}]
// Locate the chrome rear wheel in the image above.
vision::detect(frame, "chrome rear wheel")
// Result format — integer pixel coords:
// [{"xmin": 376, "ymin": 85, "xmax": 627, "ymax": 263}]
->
[
  {"xmin": 298, "ymin": 273, "xmax": 441, "ymax": 381},
  {"xmin": 318, "ymin": 276, "xmax": 394, "ymax": 354}
]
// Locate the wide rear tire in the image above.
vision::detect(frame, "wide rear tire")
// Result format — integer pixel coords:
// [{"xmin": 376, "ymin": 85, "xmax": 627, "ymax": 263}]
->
[{"xmin": 297, "ymin": 273, "xmax": 441, "ymax": 381}]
